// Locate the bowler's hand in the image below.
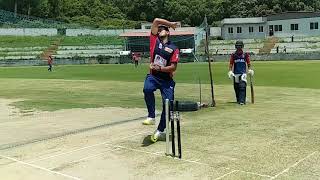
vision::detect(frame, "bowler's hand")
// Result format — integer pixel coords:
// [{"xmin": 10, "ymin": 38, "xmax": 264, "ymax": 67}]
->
[
  {"xmin": 170, "ymin": 22, "xmax": 179, "ymax": 30},
  {"xmin": 150, "ymin": 63, "xmax": 161, "ymax": 71}
]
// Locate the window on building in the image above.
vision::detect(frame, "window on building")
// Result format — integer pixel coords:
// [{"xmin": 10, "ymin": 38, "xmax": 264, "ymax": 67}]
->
[
  {"xmin": 310, "ymin": 22, "xmax": 319, "ymax": 30},
  {"xmin": 291, "ymin": 24, "xmax": 299, "ymax": 31},
  {"xmin": 269, "ymin": 25, "xmax": 274, "ymax": 32},
  {"xmin": 275, "ymin": 25, "xmax": 282, "ymax": 32},
  {"xmin": 249, "ymin": 27, "xmax": 254, "ymax": 33},
  {"xmin": 237, "ymin": 27, "xmax": 242, "ymax": 33},
  {"xmin": 228, "ymin": 27, "xmax": 233, "ymax": 34},
  {"xmin": 259, "ymin": 26, "xmax": 264, "ymax": 32}
]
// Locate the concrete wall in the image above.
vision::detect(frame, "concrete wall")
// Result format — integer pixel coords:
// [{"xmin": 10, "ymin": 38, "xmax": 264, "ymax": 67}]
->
[
  {"xmin": 268, "ymin": 17, "xmax": 320, "ymax": 37},
  {"xmin": 0, "ymin": 28, "xmax": 57, "ymax": 36},
  {"xmin": 67, "ymin": 27, "xmax": 195, "ymax": 36},
  {"xmin": 0, "ymin": 57, "xmax": 125, "ymax": 66},
  {"xmin": 0, "ymin": 27, "xmax": 197, "ymax": 37},
  {"xmin": 65, "ymin": 29, "xmax": 138, "ymax": 36},
  {"xmin": 0, "ymin": 28, "xmax": 137, "ymax": 36},
  {"xmin": 222, "ymin": 23, "xmax": 266, "ymax": 40},
  {"xmin": 210, "ymin": 27, "xmax": 221, "ymax": 37}
]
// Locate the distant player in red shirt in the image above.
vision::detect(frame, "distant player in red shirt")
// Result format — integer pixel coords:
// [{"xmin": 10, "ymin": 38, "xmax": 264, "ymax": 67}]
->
[
  {"xmin": 48, "ymin": 55, "xmax": 53, "ymax": 72},
  {"xmin": 132, "ymin": 52, "xmax": 140, "ymax": 68},
  {"xmin": 142, "ymin": 18, "xmax": 179, "ymax": 143}
]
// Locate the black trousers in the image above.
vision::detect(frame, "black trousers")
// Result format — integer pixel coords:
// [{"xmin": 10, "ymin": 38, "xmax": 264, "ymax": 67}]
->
[
  {"xmin": 48, "ymin": 64, "xmax": 52, "ymax": 72},
  {"xmin": 234, "ymin": 81, "xmax": 246, "ymax": 104}
]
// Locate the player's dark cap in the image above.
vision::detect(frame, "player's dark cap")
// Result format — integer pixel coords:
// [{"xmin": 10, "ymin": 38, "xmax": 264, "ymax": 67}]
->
[{"xmin": 235, "ymin": 40, "xmax": 244, "ymax": 49}]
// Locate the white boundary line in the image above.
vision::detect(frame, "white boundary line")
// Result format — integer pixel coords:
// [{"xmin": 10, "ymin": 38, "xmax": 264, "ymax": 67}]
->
[
  {"xmin": 189, "ymin": 158, "xmax": 201, "ymax": 163},
  {"xmin": 154, "ymin": 151, "xmax": 164, "ymax": 155},
  {"xmin": 48, "ymin": 148, "xmax": 121, "ymax": 170},
  {"xmin": 214, "ymin": 170, "xmax": 238, "ymax": 180},
  {"xmin": 113, "ymin": 144, "xmax": 210, "ymax": 165},
  {"xmin": 0, "ymin": 155, "xmax": 81, "ymax": 180},
  {"xmin": 109, "ymin": 144, "xmax": 272, "ymax": 178},
  {"xmin": 11, "ymin": 130, "xmax": 273, "ymax": 179},
  {"xmin": 270, "ymin": 151, "xmax": 318, "ymax": 179},
  {"xmin": 28, "ymin": 131, "xmax": 149, "ymax": 163},
  {"xmin": 75, "ymin": 148, "xmax": 121, "ymax": 162},
  {"xmin": 214, "ymin": 169, "xmax": 273, "ymax": 180},
  {"xmin": 238, "ymin": 170, "xmax": 272, "ymax": 178}
]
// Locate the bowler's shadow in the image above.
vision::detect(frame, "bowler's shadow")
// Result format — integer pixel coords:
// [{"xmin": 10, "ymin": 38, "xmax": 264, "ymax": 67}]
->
[
  {"xmin": 141, "ymin": 134, "xmax": 169, "ymax": 147},
  {"xmin": 141, "ymin": 135, "xmax": 153, "ymax": 147},
  {"xmin": 227, "ymin": 101, "xmax": 238, "ymax": 104}
]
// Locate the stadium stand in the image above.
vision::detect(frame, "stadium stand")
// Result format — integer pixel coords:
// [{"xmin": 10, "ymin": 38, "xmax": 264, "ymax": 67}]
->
[
  {"xmin": 54, "ymin": 45, "xmax": 123, "ymax": 58},
  {"xmin": 198, "ymin": 39, "xmax": 264, "ymax": 55},
  {"xmin": 271, "ymin": 36, "xmax": 320, "ymax": 53}
]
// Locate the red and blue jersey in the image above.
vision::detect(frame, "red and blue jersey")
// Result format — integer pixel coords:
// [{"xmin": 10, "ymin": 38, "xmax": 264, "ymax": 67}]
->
[
  {"xmin": 150, "ymin": 33, "xmax": 179, "ymax": 80},
  {"xmin": 230, "ymin": 50, "xmax": 250, "ymax": 74}
]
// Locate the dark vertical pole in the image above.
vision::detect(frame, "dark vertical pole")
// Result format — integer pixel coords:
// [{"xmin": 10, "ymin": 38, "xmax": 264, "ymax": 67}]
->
[
  {"xmin": 14, "ymin": 0, "xmax": 18, "ymax": 18},
  {"xmin": 199, "ymin": 77, "xmax": 202, "ymax": 107},
  {"xmin": 177, "ymin": 119, "xmax": 181, "ymax": 159},
  {"xmin": 171, "ymin": 114, "xmax": 175, "ymax": 157},
  {"xmin": 27, "ymin": 3, "xmax": 31, "ymax": 19},
  {"xmin": 176, "ymin": 102, "xmax": 182, "ymax": 159},
  {"xmin": 204, "ymin": 16, "xmax": 216, "ymax": 107},
  {"xmin": 250, "ymin": 75, "xmax": 255, "ymax": 104}
]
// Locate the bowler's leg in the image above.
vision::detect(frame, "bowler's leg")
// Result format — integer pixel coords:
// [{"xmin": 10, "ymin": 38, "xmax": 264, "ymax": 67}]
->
[{"xmin": 143, "ymin": 75, "xmax": 159, "ymax": 118}]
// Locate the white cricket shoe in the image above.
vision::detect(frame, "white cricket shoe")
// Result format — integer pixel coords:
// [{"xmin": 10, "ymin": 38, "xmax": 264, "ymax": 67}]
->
[
  {"xmin": 142, "ymin": 117, "xmax": 155, "ymax": 125},
  {"xmin": 151, "ymin": 130, "xmax": 166, "ymax": 143}
]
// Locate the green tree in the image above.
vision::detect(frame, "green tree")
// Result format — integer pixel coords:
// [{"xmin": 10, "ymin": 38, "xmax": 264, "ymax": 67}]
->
[{"xmin": 2, "ymin": 0, "xmax": 320, "ymax": 28}]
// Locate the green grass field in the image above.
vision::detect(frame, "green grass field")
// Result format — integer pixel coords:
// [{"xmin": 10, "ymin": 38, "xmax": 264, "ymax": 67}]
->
[
  {"xmin": 0, "ymin": 36, "xmax": 124, "ymax": 48},
  {"xmin": 0, "ymin": 61, "xmax": 319, "ymax": 179},
  {"xmin": 0, "ymin": 61, "xmax": 319, "ymax": 85},
  {"xmin": 0, "ymin": 61, "xmax": 319, "ymax": 110}
]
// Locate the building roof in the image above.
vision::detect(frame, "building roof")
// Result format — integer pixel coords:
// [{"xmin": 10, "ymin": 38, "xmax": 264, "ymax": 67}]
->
[
  {"xmin": 267, "ymin": 11, "xmax": 320, "ymax": 21},
  {"xmin": 119, "ymin": 31, "xmax": 194, "ymax": 37},
  {"xmin": 221, "ymin": 17, "xmax": 266, "ymax": 25}
]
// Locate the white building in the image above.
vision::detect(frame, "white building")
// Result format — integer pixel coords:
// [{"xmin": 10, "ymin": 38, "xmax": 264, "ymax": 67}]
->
[{"xmin": 220, "ymin": 12, "xmax": 320, "ymax": 40}]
